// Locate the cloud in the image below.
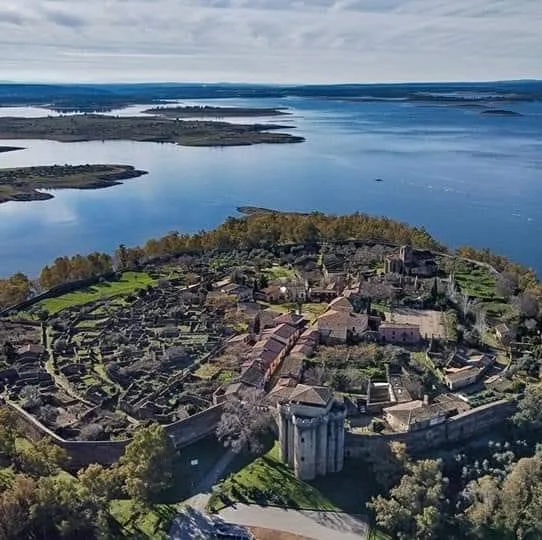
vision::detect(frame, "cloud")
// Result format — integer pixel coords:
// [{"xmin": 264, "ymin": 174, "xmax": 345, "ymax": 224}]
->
[{"xmin": 0, "ymin": 0, "xmax": 540, "ymax": 83}]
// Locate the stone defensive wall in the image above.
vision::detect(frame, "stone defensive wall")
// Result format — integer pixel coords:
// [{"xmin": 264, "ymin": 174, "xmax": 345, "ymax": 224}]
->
[
  {"xmin": 6, "ymin": 401, "xmax": 224, "ymax": 470},
  {"xmin": 345, "ymin": 399, "xmax": 516, "ymax": 459}
]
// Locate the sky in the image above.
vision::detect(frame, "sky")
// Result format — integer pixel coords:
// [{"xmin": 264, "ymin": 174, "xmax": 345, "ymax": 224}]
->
[{"xmin": 0, "ymin": 0, "xmax": 541, "ymax": 84}]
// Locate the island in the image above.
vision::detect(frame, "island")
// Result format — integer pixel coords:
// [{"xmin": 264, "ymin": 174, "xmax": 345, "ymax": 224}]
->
[
  {"xmin": 0, "ymin": 145, "xmax": 23, "ymax": 154},
  {"xmin": 0, "ymin": 164, "xmax": 147, "ymax": 204},
  {"xmin": 480, "ymin": 109, "xmax": 523, "ymax": 117},
  {"xmin": 0, "ymin": 114, "xmax": 304, "ymax": 147},
  {"xmin": 143, "ymin": 105, "xmax": 290, "ymax": 118}
]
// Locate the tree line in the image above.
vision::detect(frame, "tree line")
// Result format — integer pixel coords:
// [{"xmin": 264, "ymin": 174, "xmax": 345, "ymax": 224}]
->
[
  {"xmin": 0, "ymin": 409, "xmax": 175, "ymax": 539},
  {"xmin": 1, "ymin": 211, "xmax": 540, "ymax": 311},
  {"xmin": 369, "ymin": 386, "xmax": 542, "ymax": 539}
]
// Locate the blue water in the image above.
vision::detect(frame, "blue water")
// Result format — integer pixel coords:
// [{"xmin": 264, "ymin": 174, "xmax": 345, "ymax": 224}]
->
[{"xmin": 0, "ymin": 96, "xmax": 541, "ymax": 277}]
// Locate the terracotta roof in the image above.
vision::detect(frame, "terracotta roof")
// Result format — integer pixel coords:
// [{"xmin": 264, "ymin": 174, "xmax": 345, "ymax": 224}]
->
[
  {"xmin": 270, "ymin": 323, "xmax": 298, "ymax": 342},
  {"xmin": 289, "ymin": 384, "xmax": 332, "ymax": 406},
  {"xmin": 273, "ymin": 312, "xmax": 306, "ymax": 327},
  {"xmin": 328, "ymin": 296, "xmax": 354, "ymax": 312},
  {"xmin": 240, "ymin": 362, "xmax": 266, "ymax": 387},
  {"xmin": 253, "ymin": 336, "xmax": 286, "ymax": 354}
]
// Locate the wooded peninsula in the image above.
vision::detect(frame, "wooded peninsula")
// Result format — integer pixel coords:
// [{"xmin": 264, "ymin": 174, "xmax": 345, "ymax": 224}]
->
[
  {"xmin": 0, "ymin": 114, "xmax": 304, "ymax": 147},
  {"xmin": 0, "ymin": 164, "xmax": 147, "ymax": 204},
  {"xmin": 143, "ymin": 105, "xmax": 289, "ymax": 118}
]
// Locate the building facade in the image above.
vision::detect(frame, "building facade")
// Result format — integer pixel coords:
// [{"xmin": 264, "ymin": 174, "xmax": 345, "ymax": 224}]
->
[{"xmin": 275, "ymin": 385, "xmax": 346, "ymax": 480}]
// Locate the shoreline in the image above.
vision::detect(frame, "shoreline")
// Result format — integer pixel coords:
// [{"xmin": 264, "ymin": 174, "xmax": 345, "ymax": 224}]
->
[
  {"xmin": 0, "ymin": 114, "xmax": 305, "ymax": 147},
  {"xmin": 0, "ymin": 164, "xmax": 148, "ymax": 205}
]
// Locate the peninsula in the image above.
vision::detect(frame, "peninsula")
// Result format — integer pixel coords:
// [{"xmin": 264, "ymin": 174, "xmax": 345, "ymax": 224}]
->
[
  {"xmin": 0, "ymin": 146, "xmax": 23, "ymax": 154},
  {"xmin": 143, "ymin": 105, "xmax": 290, "ymax": 118},
  {"xmin": 0, "ymin": 114, "xmax": 304, "ymax": 147},
  {"xmin": 0, "ymin": 164, "xmax": 147, "ymax": 204}
]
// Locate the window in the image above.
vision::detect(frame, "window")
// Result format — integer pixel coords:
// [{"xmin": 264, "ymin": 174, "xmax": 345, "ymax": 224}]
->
[
  {"xmin": 301, "ymin": 457, "xmax": 305, "ymax": 462},
  {"xmin": 301, "ymin": 437, "xmax": 305, "ymax": 443}
]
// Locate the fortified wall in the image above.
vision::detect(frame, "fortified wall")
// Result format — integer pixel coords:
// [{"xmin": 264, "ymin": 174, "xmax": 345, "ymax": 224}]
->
[
  {"xmin": 7, "ymin": 401, "xmax": 224, "ymax": 470},
  {"xmin": 345, "ymin": 399, "xmax": 515, "ymax": 459}
]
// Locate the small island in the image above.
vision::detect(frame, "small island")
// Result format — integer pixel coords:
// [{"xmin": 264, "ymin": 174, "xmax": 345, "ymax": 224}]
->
[
  {"xmin": 480, "ymin": 109, "xmax": 523, "ymax": 117},
  {"xmin": 143, "ymin": 105, "xmax": 290, "ymax": 118},
  {"xmin": 0, "ymin": 114, "xmax": 304, "ymax": 147},
  {"xmin": 0, "ymin": 164, "xmax": 147, "ymax": 204},
  {"xmin": 0, "ymin": 146, "xmax": 23, "ymax": 154}
]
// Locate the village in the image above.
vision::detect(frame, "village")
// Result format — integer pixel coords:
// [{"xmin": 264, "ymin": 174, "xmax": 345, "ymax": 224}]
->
[{"xmin": 0, "ymin": 240, "xmax": 529, "ymax": 452}]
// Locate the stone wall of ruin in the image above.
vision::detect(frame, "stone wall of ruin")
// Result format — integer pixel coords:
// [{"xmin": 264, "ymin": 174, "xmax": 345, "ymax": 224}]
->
[{"xmin": 7, "ymin": 400, "xmax": 225, "ymax": 470}]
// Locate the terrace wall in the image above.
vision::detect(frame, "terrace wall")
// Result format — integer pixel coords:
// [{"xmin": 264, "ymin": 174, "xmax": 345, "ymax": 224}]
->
[{"xmin": 345, "ymin": 399, "xmax": 515, "ymax": 459}]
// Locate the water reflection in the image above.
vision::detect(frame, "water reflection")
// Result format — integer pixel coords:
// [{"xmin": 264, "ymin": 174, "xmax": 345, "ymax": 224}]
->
[{"xmin": 0, "ymin": 98, "xmax": 541, "ymax": 276}]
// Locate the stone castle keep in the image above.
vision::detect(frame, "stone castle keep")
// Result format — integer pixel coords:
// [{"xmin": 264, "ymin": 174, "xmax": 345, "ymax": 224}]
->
[{"xmin": 275, "ymin": 385, "xmax": 346, "ymax": 481}]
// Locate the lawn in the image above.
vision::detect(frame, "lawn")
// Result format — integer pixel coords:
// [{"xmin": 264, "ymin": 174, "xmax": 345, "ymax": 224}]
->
[
  {"xmin": 208, "ymin": 443, "xmax": 339, "ymax": 513},
  {"xmin": 38, "ymin": 272, "xmax": 157, "ymax": 314},
  {"xmin": 110, "ymin": 499, "xmax": 178, "ymax": 538},
  {"xmin": 263, "ymin": 266, "xmax": 297, "ymax": 281}
]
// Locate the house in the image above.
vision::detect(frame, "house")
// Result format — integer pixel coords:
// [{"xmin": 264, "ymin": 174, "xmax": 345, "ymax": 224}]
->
[
  {"xmin": 220, "ymin": 283, "xmax": 254, "ymax": 303},
  {"xmin": 317, "ymin": 310, "xmax": 369, "ymax": 344},
  {"xmin": 266, "ymin": 323, "xmax": 300, "ymax": 348},
  {"xmin": 273, "ymin": 312, "xmax": 306, "ymax": 330},
  {"xmin": 308, "ymin": 288, "xmax": 338, "ymax": 303},
  {"xmin": 384, "ymin": 245, "xmax": 438, "ymax": 277},
  {"xmin": 443, "ymin": 352, "xmax": 495, "ymax": 391},
  {"xmin": 384, "ymin": 398, "xmax": 459, "ymax": 432},
  {"xmin": 255, "ymin": 285, "xmax": 287, "ymax": 304},
  {"xmin": 379, "ymin": 323, "xmax": 421, "ymax": 344}
]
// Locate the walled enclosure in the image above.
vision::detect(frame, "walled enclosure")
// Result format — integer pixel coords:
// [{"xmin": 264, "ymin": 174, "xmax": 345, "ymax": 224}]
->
[
  {"xmin": 7, "ymin": 401, "xmax": 224, "ymax": 470},
  {"xmin": 345, "ymin": 399, "xmax": 515, "ymax": 459}
]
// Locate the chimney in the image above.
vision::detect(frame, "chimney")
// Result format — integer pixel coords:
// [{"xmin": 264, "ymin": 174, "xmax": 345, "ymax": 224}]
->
[{"xmin": 423, "ymin": 394, "xmax": 430, "ymax": 406}]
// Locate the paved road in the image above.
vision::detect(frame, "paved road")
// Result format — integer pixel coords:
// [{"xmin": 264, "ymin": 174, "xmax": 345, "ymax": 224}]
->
[
  {"xmin": 219, "ymin": 504, "xmax": 370, "ymax": 540},
  {"xmin": 185, "ymin": 448, "xmax": 237, "ymax": 510}
]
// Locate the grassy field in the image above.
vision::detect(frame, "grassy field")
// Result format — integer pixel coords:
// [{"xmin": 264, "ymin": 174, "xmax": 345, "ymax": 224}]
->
[
  {"xmin": 263, "ymin": 266, "xmax": 297, "ymax": 280},
  {"xmin": 39, "ymin": 272, "xmax": 156, "ymax": 314},
  {"xmin": 208, "ymin": 443, "xmax": 339, "ymax": 513},
  {"xmin": 454, "ymin": 264, "xmax": 499, "ymax": 300},
  {"xmin": 110, "ymin": 499, "xmax": 177, "ymax": 538}
]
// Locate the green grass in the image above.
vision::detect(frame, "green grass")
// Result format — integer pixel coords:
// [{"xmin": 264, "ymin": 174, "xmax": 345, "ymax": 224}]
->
[
  {"xmin": 38, "ymin": 272, "xmax": 157, "ymax": 314},
  {"xmin": 263, "ymin": 266, "xmax": 296, "ymax": 281},
  {"xmin": 194, "ymin": 363, "xmax": 221, "ymax": 379},
  {"xmin": 454, "ymin": 265, "xmax": 499, "ymax": 300},
  {"xmin": 109, "ymin": 499, "xmax": 177, "ymax": 538},
  {"xmin": 411, "ymin": 352, "xmax": 443, "ymax": 381},
  {"xmin": 208, "ymin": 443, "xmax": 338, "ymax": 512}
]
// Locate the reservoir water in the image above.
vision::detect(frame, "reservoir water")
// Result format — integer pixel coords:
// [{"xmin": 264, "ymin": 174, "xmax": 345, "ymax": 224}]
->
[{"xmin": 0, "ymin": 96, "xmax": 541, "ymax": 277}]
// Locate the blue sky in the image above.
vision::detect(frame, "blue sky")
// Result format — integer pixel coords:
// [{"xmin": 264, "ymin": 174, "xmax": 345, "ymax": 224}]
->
[{"xmin": 1, "ymin": 0, "xmax": 541, "ymax": 83}]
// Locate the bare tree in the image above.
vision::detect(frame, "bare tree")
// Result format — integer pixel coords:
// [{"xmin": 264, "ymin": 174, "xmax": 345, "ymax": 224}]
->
[
  {"xmin": 513, "ymin": 293, "xmax": 539, "ymax": 319},
  {"xmin": 216, "ymin": 389, "xmax": 273, "ymax": 455},
  {"xmin": 473, "ymin": 303, "xmax": 488, "ymax": 335}
]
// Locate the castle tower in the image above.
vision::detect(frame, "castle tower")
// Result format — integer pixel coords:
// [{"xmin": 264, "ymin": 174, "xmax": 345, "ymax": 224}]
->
[{"xmin": 275, "ymin": 384, "xmax": 346, "ymax": 481}]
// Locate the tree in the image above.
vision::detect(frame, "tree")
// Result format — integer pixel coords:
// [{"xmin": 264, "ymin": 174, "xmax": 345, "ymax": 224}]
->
[
  {"xmin": 369, "ymin": 459, "xmax": 448, "ymax": 539},
  {"xmin": 513, "ymin": 384, "xmax": 542, "ymax": 432},
  {"xmin": 216, "ymin": 389, "xmax": 273, "ymax": 455},
  {"xmin": 78, "ymin": 463, "xmax": 123, "ymax": 502},
  {"xmin": 31, "ymin": 475, "xmax": 105, "ymax": 540},
  {"xmin": 119, "ymin": 424, "xmax": 175, "ymax": 504},
  {"xmin": 0, "ymin": 409, "xmax": 16, "ymax": 465},
  {"xmin": 513, "ymin": 293, "xmax": 539, "ymax": 319},
  {"xmin": 16, "ymin": 438, "xmax": 68, "ymax": 478}
]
